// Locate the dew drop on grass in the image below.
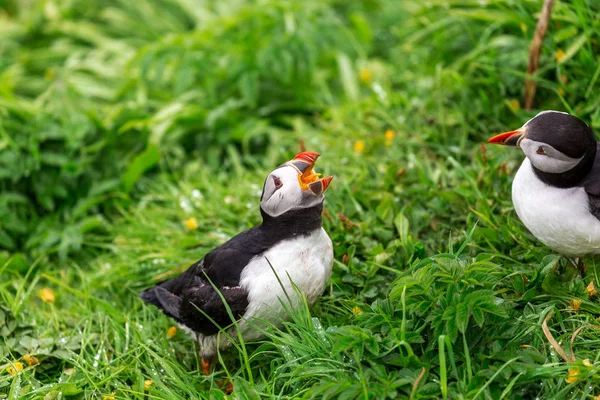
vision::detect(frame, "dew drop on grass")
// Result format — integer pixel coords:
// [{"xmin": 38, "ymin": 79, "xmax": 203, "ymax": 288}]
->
[
  {"xmin": 312, "ymin": 317, "xmax": 323, "ymax": 331},
  {"xmin": 192, "ymin": 189, "xmax": 202, "ymax": 199},
  {"xmin": 312, "ymin": 317, "xmax": 328, "ymax": 344},
  {"xmin": 93, "ymin": 349, "xmax": 101, "ymax": 368},
  {"xmin": 152, "ymin": 258, "xmax": 165, "ymax": 265},
  {"xmin": 279, "ymin": 345, "xmax": 294, "ymax": 363}
]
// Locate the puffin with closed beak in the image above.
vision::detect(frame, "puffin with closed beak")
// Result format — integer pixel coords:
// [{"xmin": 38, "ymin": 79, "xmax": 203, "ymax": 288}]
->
[
  {"xmin": 488, "ymin": 110, "xmax": 600, "ymax": 259},
  {"xmin": 140, "ymin": 152, "xmax": 334, "ymax": 376}
]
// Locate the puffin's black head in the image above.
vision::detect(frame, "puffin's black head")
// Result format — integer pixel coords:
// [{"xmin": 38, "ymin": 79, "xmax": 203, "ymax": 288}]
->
[
  {"xmin": 260, "ymin": 152, "xmax": 333, "ymax": 217},
  {"xmin": 488, "ymin": 111, "xmax": 596, "ymax": 178}
]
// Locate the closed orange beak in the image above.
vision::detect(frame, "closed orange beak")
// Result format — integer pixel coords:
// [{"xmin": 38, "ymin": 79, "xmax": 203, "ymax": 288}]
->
[{"xmin": 487, "ymin": 128, "xmax": 525, "ymax": 147}]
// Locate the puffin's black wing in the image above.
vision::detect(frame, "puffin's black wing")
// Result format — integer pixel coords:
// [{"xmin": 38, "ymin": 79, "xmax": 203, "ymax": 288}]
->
[
  {"xmin": 178, "ymin": 284, "xmax": 249, "ymax": 336},
  {"xmin": 583, "ymin": 143, "xmax": 600, "ymax": 220},
  {"xmin": 139, "ymin": 226, "xmax": 272, "ymax": 335},
  {"xmin": 139, "ymin": 268, "xmax": 250, "ymax": 336}
]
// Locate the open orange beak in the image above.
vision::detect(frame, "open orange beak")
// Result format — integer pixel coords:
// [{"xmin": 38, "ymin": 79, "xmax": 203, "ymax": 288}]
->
[
  {"xmin": 290, "ymin": 152, "xmax": 333, "ymax": 195},
  {"xmin": 487, "ymin": 128, "xmax": 526, "ymax": 147}
]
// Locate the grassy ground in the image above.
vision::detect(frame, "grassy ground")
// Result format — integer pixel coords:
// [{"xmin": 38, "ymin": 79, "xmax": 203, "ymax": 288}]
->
[{"xmin": 2, "ymin": 0, "xmax": 600, "ymax": 398}]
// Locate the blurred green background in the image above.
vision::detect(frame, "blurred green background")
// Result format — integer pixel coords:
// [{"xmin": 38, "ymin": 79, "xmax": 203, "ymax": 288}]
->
[
  {"xmin": 2, "ymin": 0, "xmax": 598, "ymax": 261},
  {"xmin": 1, "ymin": 0, "xmax": 600, "ymax": 399}
]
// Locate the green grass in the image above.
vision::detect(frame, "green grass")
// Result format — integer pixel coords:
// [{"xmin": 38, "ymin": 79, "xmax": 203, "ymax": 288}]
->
[{"xmin": 2, "ymin": 0, "xmax": 600, "ymax": 398}]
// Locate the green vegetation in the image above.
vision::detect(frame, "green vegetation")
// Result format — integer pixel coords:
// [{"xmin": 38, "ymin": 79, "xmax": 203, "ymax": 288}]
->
[{"xmin": 2, "ymin": 0, "xmax": 600, "ymax": 398}]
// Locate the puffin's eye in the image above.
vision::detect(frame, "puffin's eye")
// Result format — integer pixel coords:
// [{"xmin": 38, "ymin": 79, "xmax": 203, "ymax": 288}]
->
[
  {"xmin": 536, "ymin": 146, "xmax": 546, "ymax": 155},
  {"xmin": 273, "ymin": 176, "xmax": 283, "ymax": 189}
]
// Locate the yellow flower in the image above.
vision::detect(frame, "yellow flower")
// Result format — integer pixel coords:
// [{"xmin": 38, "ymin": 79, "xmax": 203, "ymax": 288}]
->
[
  {"xmin": 144, "ymin": 379, "xmax": 154, "ymax": 390},
  {"xmin": 385, "ymin": 129, "xmax": 395, "ymax": 146},
  {"xmin": 587, "ymin": 281, "xmax": 597, "ymax": 297},
  {"xmin": 6, "ymin": 362, "xmax": 23, "ymax": 375},
  {"xmin": 167, "ymin": 326, "xmax": 177, "ymax": 338},
  {"xmin": 103, "ymin": 394, "xmax": 115, "ymax": 400},
  {"xmin": 23, "ymin": 354, "xmax": 39, "ymax": 367},
  {"xmin": 566, "ymin": 367, "xmax": 580, "ymax": 383},
  {"xmin": 557, "ymin": 87, "xmax": 565, "ymax": 96},
  {"xmin": 359, "ymin": 68, "xmax": 372, "ymax": 83},
  {"xmin": 508, "ymin": 99, "xmax": 520, "ymax": 112},
  {"xmin": 555, "ymin": 49, "xmax": 565, "ymax": 62},
  {"xmin": 520, "ymin": 23, "xmax": 527, "ymax": 34},
  {"xmin": 570, "ymin": 299, "xmax": 582, "ymax": 311},
  {"xmin": 183, "ymin": 217, "xmax": 198, "ymax": 230},
  {"xmin": 583, "ymin": 359, "xmax": 593, "ymax": 367},
  {"xmin": 39, "ymin": 288, "xmax": 55, "ymax": 303},
  {"xmin": 351, "ymin": 306, "xmax": 362, "ymax": 315},
  {"xmin": 353, "ymin": 140, "xmax": 365, "ymax": 153}
]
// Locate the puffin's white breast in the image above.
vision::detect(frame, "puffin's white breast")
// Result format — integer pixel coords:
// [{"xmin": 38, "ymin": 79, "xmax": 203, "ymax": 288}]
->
[
  {"xmin": 237, "ymin": 228, "xmax": 333, "ymax": 339},
  {"xmin": 512, "ymin": 158, "xmax": 600, "ymax": 256}
]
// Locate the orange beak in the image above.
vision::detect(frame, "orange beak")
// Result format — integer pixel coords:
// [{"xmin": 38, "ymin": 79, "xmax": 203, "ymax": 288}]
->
[
  {"xmin": 487, "ymin": 128, "xmax": 525, "ymax": 147},
  {"xmin": 290, "ymin": 152, "xmax": 333, "ymax": 195}
]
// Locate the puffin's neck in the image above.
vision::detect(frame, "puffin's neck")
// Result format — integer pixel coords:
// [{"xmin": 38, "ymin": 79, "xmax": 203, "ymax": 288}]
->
[
  {"xmin": 531, "ymin": 143, "xmax": 597, "ymax": 188},
  {"xmin": 259, "ymin": 203, "xmax": 323, "ymax": 239}
]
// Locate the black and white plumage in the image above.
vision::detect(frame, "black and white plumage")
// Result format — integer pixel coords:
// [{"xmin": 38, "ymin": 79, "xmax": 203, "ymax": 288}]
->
[
  {"xmin": 488, "ymin": 110, "xmax": 600, "ymax": 256},
  {"xmin": 139, "ymin": 152, "xmax": 334, "ymax": 373}
]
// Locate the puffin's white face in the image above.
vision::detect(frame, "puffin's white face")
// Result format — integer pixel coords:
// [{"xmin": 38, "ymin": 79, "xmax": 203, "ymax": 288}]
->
[
  {"xmin": 260, "ymin": 152, "xmax": 333, "ymax": 217},
  {"xmin": 519, "ymin": 138, "xmax": 583, "ymax": 174},
  {"xmin": 488, "ymin": 110, "xmax": 594, "ymax": 174}
]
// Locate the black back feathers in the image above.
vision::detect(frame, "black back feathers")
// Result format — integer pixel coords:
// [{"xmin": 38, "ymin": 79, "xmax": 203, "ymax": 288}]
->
[{"xmin": 583, "ymin": 144, "xmax": 600, "ymax": 220}]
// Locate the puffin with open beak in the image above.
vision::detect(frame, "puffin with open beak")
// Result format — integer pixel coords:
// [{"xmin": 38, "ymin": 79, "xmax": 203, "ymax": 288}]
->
[
  {"xmin": 140, "ymin": 152, "xmax": 334, "ymax": 376},
  {"xmin": 488, "ymin": 110, "xmax": 600, "ymax": 260}
]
